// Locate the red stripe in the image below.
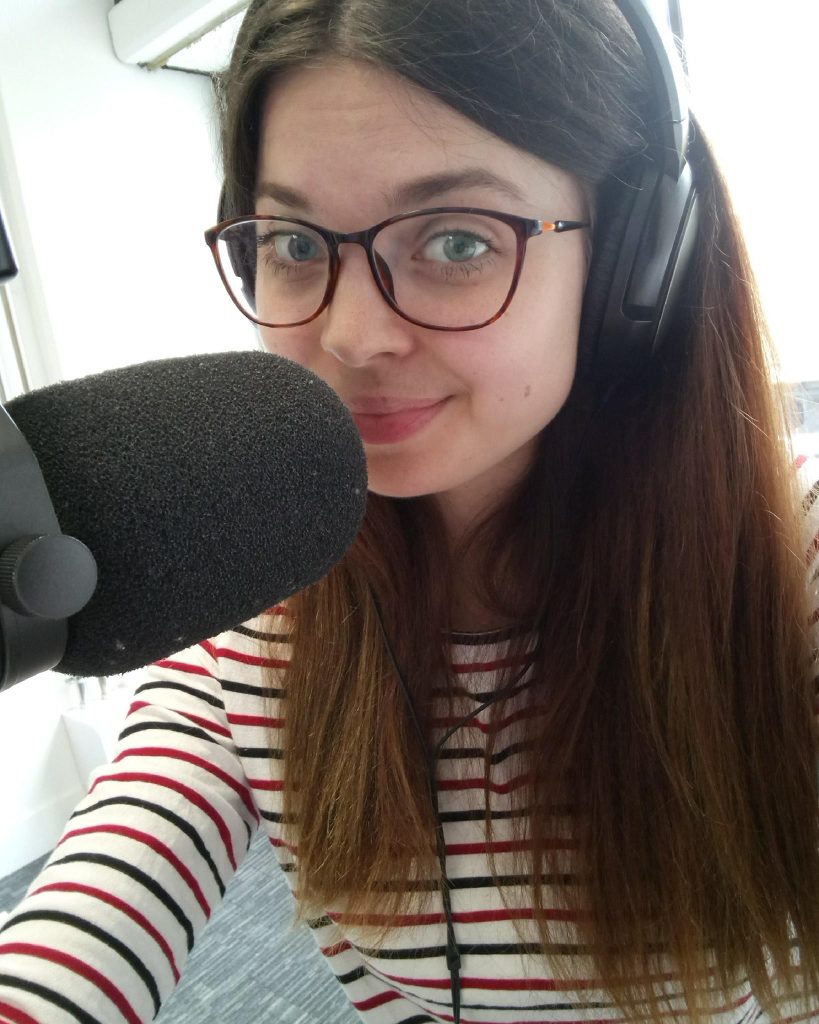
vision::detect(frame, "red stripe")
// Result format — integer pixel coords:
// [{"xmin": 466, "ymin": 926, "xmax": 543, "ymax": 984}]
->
[
  {"xmin": 0, "ymin": 944, "xmax": 141, "ymax": 1024},
  {"xmin": 153, "ymin": 658, "xmax": 214, "ymax": 678},
  {"xmin": 198, "ymin": 638, "xmax": 218, "ymax": 660},
  {"xmin": 352, "ymin": 989, "xmax": 403, "ymax": 1012},
  {"xmin": 208, "ymin": 646, "xmax": 290, "ymax": 669},
  {"xmin": 58, "ymin": 825, "xmax": 211, "ymax": 918},
  {"xmin": 269, "ymin": 836, "xmax": 297, "ymax": 853},
  {"xmin": 249, "ymin": 778, "xmax": 285, "ymax": 791},
  {"xmin": 322, "ymin": 940, "xmax": 353, "ymax": 957},
  {"xmin": 438, "ymin": 773, "xmax": 532, "ymax": 795},
  {"xmin": 227, "ymin": 712, "xmax": 284, "ymax": 728},
  {"xmin": 90, "ymin": 770, "xmax": 239, "ymax": 870},
  {"xmin": 373, "ymin": 970, "xmax": 682, "ymax": 995},
  {"xmin": 432, "ymin": 705, "xmax": 545, "ymax": 735},
  {"xmin": 112, "ymin": 747, "xmax": 257, "ymax": 821},
  {"xmin": 796, "ymin": 455, "xmax": 809, "ymax": 469},
  {"xmin": 30, "ymin": 881, "xmax": 181, "ymax": 981},
  {"xmin": 452, "ymin": 653, "xmax": 535, "ymax": 675},
  {"xmin": 0, "ymin": 1001, "xmax": 40, "ymax": 1024},
  {"xmin": 265, "ymin": 603, "xmax": 293, "ymax": 617},
  {"xmin": 173, "ymin": 709, "xmax": 232, "ymax": 738}
]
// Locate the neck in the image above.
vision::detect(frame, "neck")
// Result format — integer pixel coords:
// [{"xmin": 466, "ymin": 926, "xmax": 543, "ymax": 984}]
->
[{"xmin": 434, "ymin": 442, "xmax": 536, "ymax": 551}]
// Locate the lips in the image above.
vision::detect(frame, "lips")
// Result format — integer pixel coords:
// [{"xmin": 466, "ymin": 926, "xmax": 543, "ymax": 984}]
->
[{"xmin": 348, "ymin": 397, "xmax": 449, "ymax": 445}]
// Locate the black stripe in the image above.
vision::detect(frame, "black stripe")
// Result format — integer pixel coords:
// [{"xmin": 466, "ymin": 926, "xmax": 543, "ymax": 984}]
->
[
  {"xmin": 438, "ymin": 806, "xmax": 525, "ymax": 823},
  {"xmin": 394, "ymin": 1017, "xmax": 437, "ymax": 1024},
  {"xmin": 48, "ymin": 852, "xmax": 195, "ymax": 950},
  {"xmin": 234, "ymin": 623, "xmax": 288, "ymax": 642},
  {"xmin": 69, "ymin": 796, "xmax": 227, "ymax": 895},
  {"xmin": 237, "ymin": 746, "xmax": 283, "ymax": 759},
  {"xmin": 397, "ymin": 992, "xmax": 617, "ymax": 1013},
  {"xmin": 437, "ymin": 802, "xmax": 573, "ymax": 822},
  {"xmin": 336, "ymin": 965, "xmax": 368, "ymax": 985},
  {"xmin": 803, "ymin": 480, "xmax": 819, "ymax": 511},
  {"xmin": 438, "ymin": 740, "xmax": 532, "ymax": 764},
  {"xmin": 220, "ymin": 679, "xmax": 285, "ymax": 699},
  {"xmin": 363, "ymin": 963, "xmax": 620, "ymax": 1012},
  {"xmin": 118, "ymin": 720, "xmax": 221, "ymax": 746},
  {"xmin": 353, "ymin": 941, "xmax": 539, "ymax": 959},
  {"xmin": 8, "ymin": 910, "xmax": 161, "ymax": 1016},
  {"xmin": 259, "ymin": 808, "xmax": 292, "ymax": 824},
  {"xmin": 451, "ymin": 872, "xmax": 576, "ymax": 889},
  {"xmin": 356, "ymin": 937, "xmax": 669, "ymax": 959},
  {"xmin": 135, "ymin": 680, "xmax": 224, "ymax": 710},
  {"xmin": 0, "ymin": 975, "xmax": 104, "ymax": 1024}
]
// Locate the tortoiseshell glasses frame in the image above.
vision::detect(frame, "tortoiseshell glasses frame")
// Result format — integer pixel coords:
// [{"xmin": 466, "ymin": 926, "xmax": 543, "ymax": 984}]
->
[{"xmin": 204, "ymin": 206, "xmax": 590, "ymax": 332}]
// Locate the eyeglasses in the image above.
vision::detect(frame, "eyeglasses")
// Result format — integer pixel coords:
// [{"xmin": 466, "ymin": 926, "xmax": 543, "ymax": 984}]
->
[{"xmin": 204, "ymin": 207, "xmax": 589, "ymax": 332}]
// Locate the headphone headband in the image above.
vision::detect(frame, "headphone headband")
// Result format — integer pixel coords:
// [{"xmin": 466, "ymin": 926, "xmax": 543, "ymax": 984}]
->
[{"xmin": 614, "ymin": 0, "xmax": 689, "ymax": 177}]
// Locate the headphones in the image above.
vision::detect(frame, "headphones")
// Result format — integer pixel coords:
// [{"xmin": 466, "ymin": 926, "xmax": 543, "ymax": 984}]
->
[{"xmin": 577, "ymin": 0, "xmax": 700, "ymax": 380}]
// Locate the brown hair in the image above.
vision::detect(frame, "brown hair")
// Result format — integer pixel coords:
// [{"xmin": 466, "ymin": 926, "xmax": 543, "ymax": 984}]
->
[{"xmin": 216, "ymin": 2, "xmax": 819, "ymax": 1020}]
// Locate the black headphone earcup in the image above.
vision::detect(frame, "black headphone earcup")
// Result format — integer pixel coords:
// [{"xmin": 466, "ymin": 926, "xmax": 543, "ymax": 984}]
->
[
  {"xmin": 577, "ymin": 178, "xmax": 638, "ymax": 381},
  {"xmin": 577, "ymin": 154, "xmax": 699, "ymax": 382}
]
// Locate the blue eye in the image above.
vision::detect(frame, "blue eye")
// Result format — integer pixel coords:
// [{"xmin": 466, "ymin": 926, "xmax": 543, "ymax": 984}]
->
[
  {"xmin": 273, "ymin": 233, "xmax": 322, "ymax": 262},
  {"xmin": 424, "ymin": 231, "xmax": 491, "ymax": 263}
]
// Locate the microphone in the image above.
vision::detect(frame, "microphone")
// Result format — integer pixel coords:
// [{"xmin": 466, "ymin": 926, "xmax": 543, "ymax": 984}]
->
[{"xmin": 0, "ymin": 351, "xmax": 367, "ymax": 687}]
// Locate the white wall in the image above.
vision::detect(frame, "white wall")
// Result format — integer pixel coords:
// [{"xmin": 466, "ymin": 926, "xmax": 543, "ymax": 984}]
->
[
  {"xmin": 0, "ymin": 0, "xmax": 256, "ymax": 394},
  {"xmin": 0, "ymin": 674, "xmax": 84, "ymax": 878},
  {"xmin": 681, "ymin": 0, "xmax": 819, "ymax": 383},
  {"xmin": 0, "ymin": 0, "xmax": 256, "ymax": 880}
]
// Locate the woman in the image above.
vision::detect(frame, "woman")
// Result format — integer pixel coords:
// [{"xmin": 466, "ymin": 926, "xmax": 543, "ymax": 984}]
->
[{"xmin": 1, "ymin": 1, "xmax": 818, "ymax": 1022}]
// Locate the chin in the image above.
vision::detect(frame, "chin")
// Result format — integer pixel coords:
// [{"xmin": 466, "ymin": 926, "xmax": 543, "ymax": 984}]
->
[
  {"xmin": 365, "ymin": 460, "xmax": 449, "ymax": 501},
  {"xmin": 366, "ymin": 453, "xmax": 488, "ymax": 502},
  {"xmin": 366, "ymin": 478, "xmax": 435, "ymax": 500}
]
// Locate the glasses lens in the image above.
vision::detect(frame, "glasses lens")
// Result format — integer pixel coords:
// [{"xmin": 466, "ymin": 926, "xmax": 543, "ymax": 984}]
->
[
  {"xmin": 373, "ymin": 211, "xmax": 519, "ymax": 328},
  {"xmin": 216, "ymin": 219, "xmax": 330, "ymax": 326}
]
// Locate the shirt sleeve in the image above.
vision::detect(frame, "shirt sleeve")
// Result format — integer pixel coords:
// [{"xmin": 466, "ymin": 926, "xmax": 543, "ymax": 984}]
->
[{"xmin": 0, "ymin": 637, "xmax": 259, "ymax": 1024}]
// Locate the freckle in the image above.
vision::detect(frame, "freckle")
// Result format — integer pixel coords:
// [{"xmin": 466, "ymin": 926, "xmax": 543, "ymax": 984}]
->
[{"xmin": 524, "ymin": 385, "xmax": 531, "ymax": 398}]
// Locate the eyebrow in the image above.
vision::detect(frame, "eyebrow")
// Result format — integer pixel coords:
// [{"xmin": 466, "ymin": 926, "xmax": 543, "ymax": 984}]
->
[{"xmin": 255, "ymin": 168, "xmax": 529, "ymax": 214}]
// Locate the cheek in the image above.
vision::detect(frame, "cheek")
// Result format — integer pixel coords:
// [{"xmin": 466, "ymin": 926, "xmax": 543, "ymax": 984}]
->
[{"xmin": 259, "ymin": 328, "xmax": 313, "ymax": 366}]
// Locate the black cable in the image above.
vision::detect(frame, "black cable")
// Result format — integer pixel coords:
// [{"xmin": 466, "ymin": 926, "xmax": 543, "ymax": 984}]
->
[{"xmin": 369, "ymin": 586, "xmax": 541, "ymax": 1024}]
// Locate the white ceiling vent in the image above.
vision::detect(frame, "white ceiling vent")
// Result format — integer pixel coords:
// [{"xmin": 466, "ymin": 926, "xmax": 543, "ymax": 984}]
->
[{"xmin": 108, "ymin": 0, "xmax": 251, "ymax": 73}]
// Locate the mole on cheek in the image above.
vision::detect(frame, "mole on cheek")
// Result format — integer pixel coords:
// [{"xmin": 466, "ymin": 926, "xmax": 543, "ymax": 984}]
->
[{"xmin": 524, "ymin": 385, "xmax": 531, "ymax": 398}]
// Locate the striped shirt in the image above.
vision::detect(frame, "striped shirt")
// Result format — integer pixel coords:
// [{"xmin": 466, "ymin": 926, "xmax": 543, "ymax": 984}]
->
[{"xmin": 0, "ymin": 457, "xmax": 817, "ymax": 1024}]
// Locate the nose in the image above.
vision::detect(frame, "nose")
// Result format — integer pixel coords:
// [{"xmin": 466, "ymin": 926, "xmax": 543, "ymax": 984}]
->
[{"xmin": 320, "ymin": 244, "xmax": 414, "ymax": 367}]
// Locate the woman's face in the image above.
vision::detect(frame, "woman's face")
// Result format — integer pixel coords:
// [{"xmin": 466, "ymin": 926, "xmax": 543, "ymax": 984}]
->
[{"xmin": 255, "ymin": 59, "xmax": 589, "ymax": 531}]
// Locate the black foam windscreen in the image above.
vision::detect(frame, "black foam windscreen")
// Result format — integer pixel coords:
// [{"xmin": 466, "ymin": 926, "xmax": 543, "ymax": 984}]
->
[{"xmin": 5, "ymin": 351, "xmax": 367, "ymax": 676}]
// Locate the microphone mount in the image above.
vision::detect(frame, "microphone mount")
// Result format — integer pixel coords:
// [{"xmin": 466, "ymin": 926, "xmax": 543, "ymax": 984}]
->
[{"xmin": 0, "ymin": 208, "xmax": 98, "ymax": 692}]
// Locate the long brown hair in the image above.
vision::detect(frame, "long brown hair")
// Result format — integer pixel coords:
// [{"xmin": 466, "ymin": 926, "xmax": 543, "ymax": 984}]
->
[{"xmin": 216, "ymin": 2, "xmax": 819, "ymax": 1020}]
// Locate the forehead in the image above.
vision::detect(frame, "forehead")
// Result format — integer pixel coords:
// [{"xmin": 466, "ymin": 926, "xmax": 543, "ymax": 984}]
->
[{"xmin": 256, "ymin": 59, "xmax": 580, "ymax": 223}]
